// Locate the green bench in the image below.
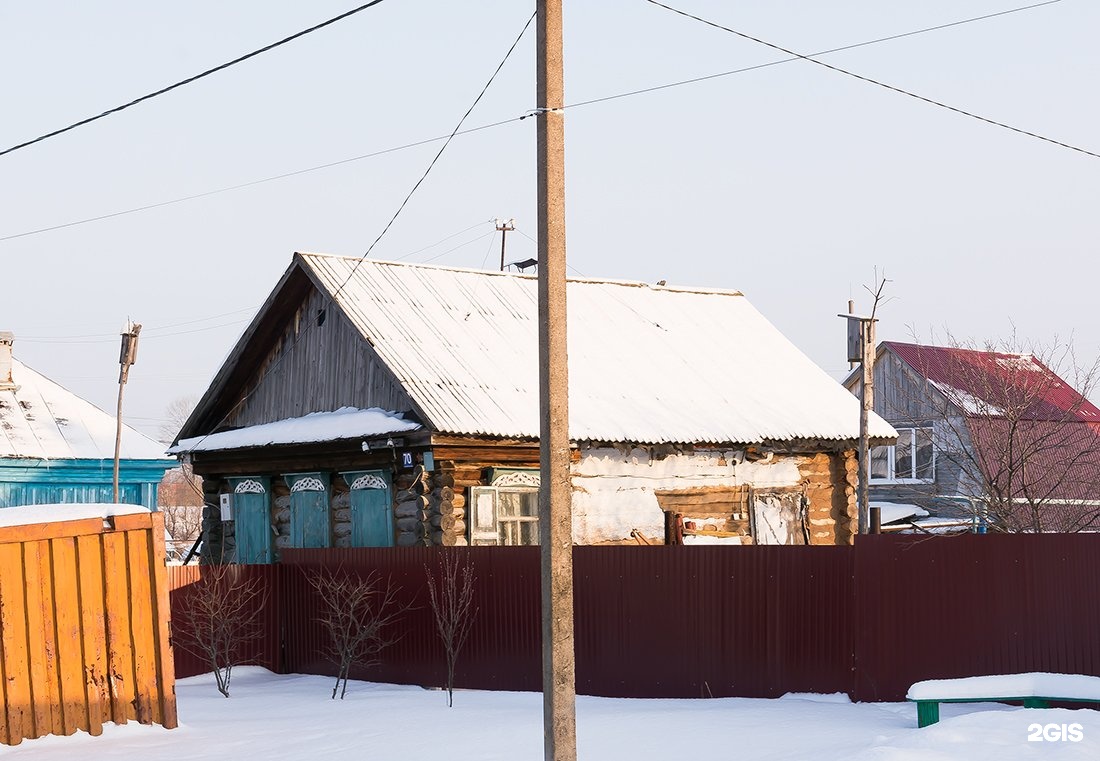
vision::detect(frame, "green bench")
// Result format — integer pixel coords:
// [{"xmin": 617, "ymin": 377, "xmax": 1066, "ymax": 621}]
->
[{"xmin": 907, "ymin": 672, "xmax": 1100, "ymax": 727}]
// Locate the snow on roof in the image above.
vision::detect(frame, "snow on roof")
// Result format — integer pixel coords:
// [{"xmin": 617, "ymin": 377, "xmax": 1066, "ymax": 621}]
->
[
  {"xmin": 0, "ymin": 502, "xmax": 149, "ymax": 528},
  {"xmin": 297, "ymin": 253, "xmax": 895, "ymax": 445},
  {"xmin": 0, "ymin": 359, "xmax": 169, "ymax": 461},
  {"xmin": 171, "ymin": 406, "xmax": 420, "ymax": 453},
  {"xmin": 908, "ymin": 672, "xmax": 1100, "ymax": 701},
  {"xmin": 870, "ymin": 502, "xmax": 929, "ymax": 524}
]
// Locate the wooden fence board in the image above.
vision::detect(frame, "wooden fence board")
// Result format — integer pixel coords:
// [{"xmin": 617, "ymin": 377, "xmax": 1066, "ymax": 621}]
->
[
  {"xmin": 0, "ymin": 543, "xmax": 29, "ymax": 745},
  {"xmin": 75, "ymin": 533, "xmax": 108, "ymax": 737},
  {"xmin": 126, "ymin": 530, "xmax": 157, "ymax": 725},
  {"xmin": 101, "ymin": 532, "xmax": 135, "ymax": 726},
  {"xmin": 49, "ymin": 537, "xmax": 86, "ymax": 736},
  {"xmin": 148, "ymin": 513, "xmax": 178, "ymax": 729},
  {"xmin": 0, "ymin": 512, "xmax": 176, "ymax": 747}
]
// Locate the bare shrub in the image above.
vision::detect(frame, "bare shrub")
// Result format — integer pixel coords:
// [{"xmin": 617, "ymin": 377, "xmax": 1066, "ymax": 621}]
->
[
  {"xmin": 172, "ymin": 563, "xmax": 268, "ymax": 697},
  {"xmin": 425, "ymin": 549, "xmax": 477, "ymax": 707},
  {"xmin": 308, "ymin": 568, "xmax": 410, "ymax": 699}
]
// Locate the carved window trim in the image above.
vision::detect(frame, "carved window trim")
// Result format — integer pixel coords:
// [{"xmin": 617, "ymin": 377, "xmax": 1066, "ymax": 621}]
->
[
  {"xmin": 234, "ymin": 478, "xmax": 266, "ymax": 494},
  {"xmin": 349, "ymin": 474, "xmax": 388, "ymax": 491},
  {"xmin": 490, "ymin": 470, "xmax": 540, "ymax": 489},
  {"xmin": 290, "ymin": 476, "xmax": 327, "ymax": 493}
]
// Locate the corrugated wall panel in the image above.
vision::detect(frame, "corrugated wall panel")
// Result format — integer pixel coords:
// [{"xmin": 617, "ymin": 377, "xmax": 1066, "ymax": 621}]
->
[{"xmin": 853, "ymin": 534, "xmax": 1100, "ymax": 702}]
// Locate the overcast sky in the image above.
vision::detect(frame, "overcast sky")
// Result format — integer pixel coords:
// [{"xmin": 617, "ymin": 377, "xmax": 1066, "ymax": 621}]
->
[{"xmin": 2, "ymin": 0, "xmax": 1098, "ymax": 442}]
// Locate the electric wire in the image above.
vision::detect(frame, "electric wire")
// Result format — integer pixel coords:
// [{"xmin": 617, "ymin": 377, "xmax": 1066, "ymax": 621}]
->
[
  {"xmin": 178, "ymin": 12, "xmax": 536, "ymax": 452},
  {"xmin": 0, "ymin": 1, "xmax": 389, "ymax": 158},
  {"xmin": 565, "ymin": 1, "xmax": 1063, "ymax": 111},
  {"xmin": 333, "ymin": 10, "xmax": 536, "ymax": 300},
  {"xmin": 644, "ymin": 0, "xmax": 1100, "ymax": 160},
  {"xmin": 0, "ymin": 0, "xmax": 1065, "ymax": 243}
]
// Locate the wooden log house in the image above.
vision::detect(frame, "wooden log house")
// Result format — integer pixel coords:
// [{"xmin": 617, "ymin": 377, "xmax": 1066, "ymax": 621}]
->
[{"xmin": 172, "ymin": 253, "xmax": 895, "ymax": 561}]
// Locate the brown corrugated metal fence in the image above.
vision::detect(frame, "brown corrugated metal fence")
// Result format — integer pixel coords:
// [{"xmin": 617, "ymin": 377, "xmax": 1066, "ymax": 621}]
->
[
  {"xmin": 168, "ymin": 535, "xmax": 1100, "ymax": 703},
  {"xmin": 0, "ymin": 512, "xmax": 177, "ymax": 746}
]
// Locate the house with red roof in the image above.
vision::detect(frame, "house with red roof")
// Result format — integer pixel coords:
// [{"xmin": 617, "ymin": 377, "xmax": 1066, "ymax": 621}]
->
[{"xmin": 844, "ymin": 341, "xmax": 1100, "ymax": 532}]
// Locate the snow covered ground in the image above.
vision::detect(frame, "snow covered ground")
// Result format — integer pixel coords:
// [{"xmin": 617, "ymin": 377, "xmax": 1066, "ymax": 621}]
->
[{"xmin": 3, "ymin": 668, "xmax": 1099, "ymax": 760}]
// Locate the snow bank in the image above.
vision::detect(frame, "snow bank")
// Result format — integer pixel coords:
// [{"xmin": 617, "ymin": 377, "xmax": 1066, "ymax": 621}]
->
[
  {"xmin": 908, "ymin": 672, "xmax": 1100, "ymax": 701},
  {"xmin": 0, "ymin": 502, "xmax": 149, "ymax": 528}
]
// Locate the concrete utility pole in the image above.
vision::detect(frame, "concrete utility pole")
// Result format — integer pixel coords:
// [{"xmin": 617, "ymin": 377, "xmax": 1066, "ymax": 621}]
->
[
  {"xmin": 840, "ymin": 307, "xmax": 876, "ymax": 536},
  {"xmin": 857, "ymin": 316, "xmax": 875, "ymax": 535},
  {"xmin": 113, "ymin": 322, "xmax": 141, "ymax": 502},
  {"xmin": 536, "ymin": 1, "xmax": 577, "ymax": 760},
  {"xmin": 496, "ymin": 218, "xmax": 515, "ymax": 271}
]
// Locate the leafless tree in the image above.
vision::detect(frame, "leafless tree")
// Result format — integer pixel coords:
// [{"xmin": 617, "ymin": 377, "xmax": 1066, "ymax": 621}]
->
[
  {"xmin": 885, "ymin": 332, "xmax": 1100, "ymax": 532},
  {"xmin": 425, "ymin": 550, "xmax": 477, "ymax": 707},
  {"xmin": 158, "ymin": 394, "xmax": 198, "ymax": 445},
  {"xmin": 308, "ymin": 568, "xmax": 410, "ymax": 700},
  {"xmin": 171, "ymin": 563, "xmax": 268, "ymax": 697}
]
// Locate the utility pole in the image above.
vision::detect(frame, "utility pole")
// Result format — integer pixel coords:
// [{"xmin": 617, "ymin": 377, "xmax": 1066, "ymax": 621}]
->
[
  {"xmin": 496, "ymin": 218, "xmax": 515, "ymax": 271},
  {"xmin": 536, "ymin": 1, "xmax": 576, "ymax": 760},
  {"xmin": 839, "ymin": 307, "xmax": 875, "ymax": 536},
  {"xmin": 114, "ymin": 322, "xmax": 141, "ymax": 503}
]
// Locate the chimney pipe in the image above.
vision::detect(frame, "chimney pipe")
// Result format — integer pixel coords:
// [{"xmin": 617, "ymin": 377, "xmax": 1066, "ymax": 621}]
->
[{"xmin": 0, "ymin": 332, "xmax": 15, "ymax": 391}]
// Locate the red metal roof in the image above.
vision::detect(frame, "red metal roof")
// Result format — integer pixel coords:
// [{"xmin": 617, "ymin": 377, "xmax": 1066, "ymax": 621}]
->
[{"xmin": 883, "ymin": 341, "xmax": 1100, "ymax": 422}]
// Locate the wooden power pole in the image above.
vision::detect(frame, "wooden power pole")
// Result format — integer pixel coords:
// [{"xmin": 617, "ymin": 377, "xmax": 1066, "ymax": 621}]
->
[
  {"xmin": 536, "ymin": 1, "xmax": 577, "ymax": 760},
  {"xmin": 113, "ymin": 321, "xmax": 141, "ymax": 503},
  {"xmin": 496, "ymin": 218, "xmax": 515, "ymax": 271}
]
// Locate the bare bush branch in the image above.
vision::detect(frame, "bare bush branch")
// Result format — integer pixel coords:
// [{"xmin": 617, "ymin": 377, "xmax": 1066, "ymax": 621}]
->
[
  {"xmin": 171, "ymin": 563, "xmax": 268, "ymax": 697},
  {"xmin": 425, "ymin": 550, "xmax": 477, "ymax": 707},
  {"xmin": 308, "ymin": 568, "xmax": 411, "ymax": 699}
]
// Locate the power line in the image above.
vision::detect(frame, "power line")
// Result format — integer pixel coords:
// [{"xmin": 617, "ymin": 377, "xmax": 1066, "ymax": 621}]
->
[
  {"xmin": 0, "ymin": 1, "xmax": 389, "ymax": 159},
  {"xmin": 566, "ymin": 1, "xmax": 1064, "ymax": 111},
  {"xmin": 332, "ymin": 10, "xmax": 536, "ymax": 299},
  {"xmin": 0, "ymin": 1, "xmax": 1066, "ymax": 243},
  {"xmin": 178, "ymin": 12, "xmax": 536, "ymax": 453},
  {"xmin": 644, "ymin": 0, "xmax": 1100, "ymax": 160}
]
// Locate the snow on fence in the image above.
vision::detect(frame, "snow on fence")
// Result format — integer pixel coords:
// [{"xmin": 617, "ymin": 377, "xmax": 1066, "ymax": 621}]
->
[
  {"xmin": 0, "ymin": 507, "xmax": 177, "ymax": 746},
  {"xmin": 166, "ymin": 535, "xmax": 1100, "ymax": 703}
]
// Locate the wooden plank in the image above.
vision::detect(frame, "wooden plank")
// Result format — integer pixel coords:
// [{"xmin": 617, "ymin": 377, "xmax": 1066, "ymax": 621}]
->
[
  {"xmin": 102, "ymin": 532, "xmax": 136, "ymax": 725},
  {"xmin": 0, "ymin": 518, "xmax": 106, "ymax": 546},
  {"xmin": 111, "ymin": 512, "xmax": 154, "ymax": 533},
  {"xmin": 0, "ymin": 543, "xmax": 31, "ymax": 745},
  {"xmin": 22, "ymin": 540, "xmax": 60, "ymax": 738},
  {"xmin": 49, "ymin": 537, "xmax": 87, "ymax": 736},
  {"xmin": 75, "ymin": 533, "xmax": 108, "ymax": 737},
  {"xmin": 147, "ymin": 513, "xmax": 178, "ymax": 729},
  {"xmin": 125, "ymin": 529, "xmax": 157, "ymax": 725}
]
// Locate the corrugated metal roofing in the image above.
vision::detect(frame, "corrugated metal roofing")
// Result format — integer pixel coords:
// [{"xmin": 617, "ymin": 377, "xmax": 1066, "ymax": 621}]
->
[
  {"xmin": 885, "ymin": 341, "xmax": 1100, "ymax": 422},
  {"xmin": 298, "ymin": 253, "xmax": 894, "ymax": 445},
  {"xmin": 0, "ymin": 359, "xmax": 169, "ymax": 461}
]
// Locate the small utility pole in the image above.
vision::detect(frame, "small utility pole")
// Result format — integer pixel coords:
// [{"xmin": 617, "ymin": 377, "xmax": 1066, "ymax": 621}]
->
[
  {"xmin": 839, "ymin": 308, "xmax": 875, "ymax": 536},
  {"xmin": 537, "ymin": 1, "xmax": 577, "ymax": 760},
  {"xmin": 113, "ymin": 321, "xmax": 141, "ymax": 503},
  {"xmin": 496, "ymin": 218, "xmax": 516, "ymax": 271}
]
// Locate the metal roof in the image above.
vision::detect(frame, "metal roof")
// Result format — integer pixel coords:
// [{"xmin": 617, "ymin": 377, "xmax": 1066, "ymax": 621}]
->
[
  {"xmin": 0, "ymin": 359, "xmax": 170, "ymax": 461},
  {"xmin": 298, "ymin": 253, "xmax": 894, "ymax": 445}
]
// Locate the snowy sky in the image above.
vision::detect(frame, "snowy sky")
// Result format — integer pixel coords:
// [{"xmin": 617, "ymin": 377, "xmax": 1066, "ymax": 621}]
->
[{"xmin": 2, "ymin": 1, "xmax": 1097, "ymax": 440}]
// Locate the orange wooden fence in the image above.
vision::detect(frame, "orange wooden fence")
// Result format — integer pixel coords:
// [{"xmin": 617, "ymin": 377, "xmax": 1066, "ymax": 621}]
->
[{"xmin": 0, "ymin": 511, "xmax": 177, "ymax": 746}]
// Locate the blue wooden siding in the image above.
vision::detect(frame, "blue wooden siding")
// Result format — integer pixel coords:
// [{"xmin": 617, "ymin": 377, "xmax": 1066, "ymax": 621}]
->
[
  {"xmin": 229, "ymin": 477, "xmax": 273, "ymax": 564},
  {"xmin": 285, "ymin": 472, "xmax": 331, "ymax": 548},
  {"xmin": 0, "ymin": 458, "xmax": 171, "ymax": 509},
  {"xmin": 342, "ymin": 470, "xmax": 393, "ymax": 547}
]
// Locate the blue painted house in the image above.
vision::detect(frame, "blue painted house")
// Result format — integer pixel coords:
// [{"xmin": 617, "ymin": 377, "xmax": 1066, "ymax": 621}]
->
[{"xmin": 0, "ymin": 332, "xmax": 172, "ymax": 509}]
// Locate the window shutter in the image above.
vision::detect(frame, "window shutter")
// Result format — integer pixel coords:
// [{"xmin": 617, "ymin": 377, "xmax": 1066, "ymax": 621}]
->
[{"xmin": 469, "ymin": 486, "xmax": 500, "ymax": 545}]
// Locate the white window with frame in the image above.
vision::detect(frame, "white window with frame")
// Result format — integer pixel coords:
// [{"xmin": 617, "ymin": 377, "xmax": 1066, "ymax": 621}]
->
[
  {"xmin": 870, "ymin": 426, "xmax": 935, "ymax": 483},
  {"xmin": 469, "ymin": 469, "xmax": 540, "ymax": 546}
]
